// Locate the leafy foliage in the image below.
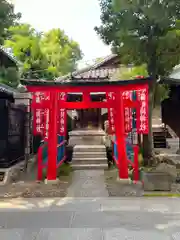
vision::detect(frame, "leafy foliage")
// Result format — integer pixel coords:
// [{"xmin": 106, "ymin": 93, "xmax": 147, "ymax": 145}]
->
[
  {"xmin": 5, "ymin": 24, "xmax": 46, "ymax": 79},
  {"xmin": 4, "ymin": 24, "xmax": 83, "ymax": 79},
  {"xmin": 0, "ymin": 0, "xmax": 21, "ymax": 44},
  {"xmin": 95, "ymin": 0, "xmax": 180, "ymax": 77},
  {"xmin": 0, "ymin": 66, "xmax": 19, "ymax": 87},
  {"xmin": 116, "ymin": 64, "xmax": 169, "ymax": 106},
  {"xmin": 40, "ymin": 29, "xmax": 82, "ymax": 76},
  {"xmin": 95, "ymin": 0, "xmax": 180, "ymax": 159},
  {"xmin": 119, "ymin": 64, "xmax": 148, "ymax": 79}
]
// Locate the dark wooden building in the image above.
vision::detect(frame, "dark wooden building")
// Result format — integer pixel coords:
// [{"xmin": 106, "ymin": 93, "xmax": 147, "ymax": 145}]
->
[
  {"xmin": 0, "ymin": 84, "xmax": 26, "ymax": 168},
  {"xmin": 0, "ymin": 46, "xmax": 18, "ymax": 68},
  {"xmin": 0, "ymin": 46, "xmax": 27, "ymax": 168},
  {"xmin": 161, "ymin": 65, "xmax": 180, "ymax": 138}
]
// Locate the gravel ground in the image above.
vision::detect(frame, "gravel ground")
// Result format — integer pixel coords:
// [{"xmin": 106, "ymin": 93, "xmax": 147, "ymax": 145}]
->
[
  {"xmin": 0, "ymin": 175, "xmax": 72, "ymax": 199},
  {"xmin": 104, "ymin": 168, "xmax": 144, "ymax": 197},
  {"xmin": 105, "ymin": 168, "xmax": 180, "ymax": 197}
]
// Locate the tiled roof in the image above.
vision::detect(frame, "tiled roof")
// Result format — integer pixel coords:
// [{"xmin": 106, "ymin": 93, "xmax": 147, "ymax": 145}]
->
[
  {"xmin": 169, "ymin": 64, "xmax": 180, "ymax": 80},
  {"xmin": 0, "ymin": 83, "xmax": 19, "ymax": 95},
  {"xmin": 55, "ymin": 54, "xmax": 119, "ymax": 82},
  {"xmin": 70, "ymin": 67, "xmax": 120, "ymax": 81},
  {"xmin": 91, "ymin": 54, "xmax": 118, "ymax": 69},
  {"xmin": 160, "ymin": 64, "xmax": 180, "ymax": 84},
  {"xmin": 0, "ymin": 46, "xmax": 19, "ymax": 66}
]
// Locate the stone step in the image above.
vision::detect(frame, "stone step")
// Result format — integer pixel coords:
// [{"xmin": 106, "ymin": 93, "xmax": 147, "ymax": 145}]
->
[
  {"xmin": 73, "ymin": 152, "xmax": 107, "ymax": 158},
  {"xmin": 72, "ymin": 158, "xmax": 108, "ymax": 165},
  {"xmin": 73, "ymin": 145, "xmax": 106, "ymax": 152},
  {"xmin": 71, "ymin": 163, "xmax": 108, "ymax": 170}
]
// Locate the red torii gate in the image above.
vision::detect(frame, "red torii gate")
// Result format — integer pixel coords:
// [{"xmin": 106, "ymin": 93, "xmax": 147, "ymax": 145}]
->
[{"xmin": 21, "ymin": 78, "xmax": 150, "ymax": 181}]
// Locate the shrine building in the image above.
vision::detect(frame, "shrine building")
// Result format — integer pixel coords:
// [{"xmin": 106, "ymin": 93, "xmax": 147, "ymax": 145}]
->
[{"xmin": 55, "ymin": 54, "xmax": 133, "ymax": 130}]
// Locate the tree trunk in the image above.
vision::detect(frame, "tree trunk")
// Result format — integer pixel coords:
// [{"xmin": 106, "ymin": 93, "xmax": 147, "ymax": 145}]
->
[
  {"xmin": 138, "ymin": 134, "xmax": 142, "ymax": 149},
  {"xmin": 143, "ymin": 57, "xmax": 157, "ymax": 165},
  {"xmin": 142, "ymin": 81, "xmax": 155, "ymax": 165}
]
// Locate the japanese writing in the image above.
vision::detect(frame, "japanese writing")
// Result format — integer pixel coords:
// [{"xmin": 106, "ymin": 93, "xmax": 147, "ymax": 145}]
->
[
  {"xmin": 136, "ymin": 87, "xmax": 149, "ymax": 134},
  {"xmin": 122, "ymin": 90, "xmax": 132, "ymax": 132},
  {"xmin": 106, "ymin": 92, "xmax": 115, "ymax": 134},
  {"xmin": 33, "ymin": 91, "xmax": 43, "ymax": 134},
  {"xmin": 32, "ymin": 92, "xmax": 50, "ymax": 136},
  {"xmin": 59, "ymin": 92, "xmax": 66, "ymax": 101},
  {"xmin": 59, "ymin": 92, "xmax": 67, "ymax": 135},
  {"xmin": 44, "ymin": 108, "xmax": 49, "ymax": 139},
  {"xmin": 122, "ymin": 87, "xmax": 148, "ymax": 134}
]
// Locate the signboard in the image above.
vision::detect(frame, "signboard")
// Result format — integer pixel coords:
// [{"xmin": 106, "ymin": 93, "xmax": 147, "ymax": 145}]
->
[
  {"xmin": 58, "ymin": 92, "xmax": 67, "ymax": 136},
  {"xmin": 106, "ymin": 92, "xmax": 115, "ymax": 134},
  {"xmin": 122, "ymin": 91, "xmax": 132, "ymax": 133},
  {"xmin": 32, "ymin": 92, "xmax": 43, "ymax": 135},
  {"xmin": 44, "ymin": 108, "xmax": 49, "ymax": 139},
  {"xmin": 32, "ymin": 92, "xmax": 50, "ymax": 136},
  {"xmin": 136, "ymin": 86, "xmax": 149, "ymax": 134},
  {"xmin": 122, "ymin": 86, "xmax": 149, "ymax": 135}
]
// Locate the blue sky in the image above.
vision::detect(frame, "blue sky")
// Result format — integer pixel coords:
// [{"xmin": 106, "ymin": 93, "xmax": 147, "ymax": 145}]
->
[{"xmin": 14, "ymin": 0, "xmax": 111, "ymax": 65}]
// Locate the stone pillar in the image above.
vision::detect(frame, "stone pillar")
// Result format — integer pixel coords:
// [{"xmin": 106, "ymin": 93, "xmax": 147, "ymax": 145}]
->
[{"xmin": 14, "ymin": 92, "xmax": 32, "ymax": 161}]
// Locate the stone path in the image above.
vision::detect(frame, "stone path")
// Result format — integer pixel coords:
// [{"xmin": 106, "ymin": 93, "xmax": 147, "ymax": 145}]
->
[
  {"xmin": 0, "ymin": 170, "xmax": 179, "ymax": 239},
  {"xmin": 67, "ymin": 170, "xmax": 109, "ymax": 197},
  {"xmin": 0, "ymin": 197, "xmax": 180, "ymax": 239}
]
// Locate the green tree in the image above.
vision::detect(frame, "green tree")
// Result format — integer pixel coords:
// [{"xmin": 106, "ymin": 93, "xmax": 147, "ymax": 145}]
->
[
  {"xmin": 0, "ymin": 0, "xmax": 21, "ymax": 44},
  {"xmin": 40, "ymin": 28, "xmax": 83, "ymax": 76},
  {"xmin": 5, "ymin": 25, "xmax": 83, "ymax": 79},
  {"xmin": 0, "ymin": 66, "xmax": 19, "ymax": 87},
  {"xmin": 95, "ymin": 0, "xmax": 180, "ymax": 161},
  {"xmin": 118, "ymin": 64, "xmax": 169, "ymax": 107},
  {"xmin": 4, "ymin": 24, "xmax": 48, "ymax": 79}
]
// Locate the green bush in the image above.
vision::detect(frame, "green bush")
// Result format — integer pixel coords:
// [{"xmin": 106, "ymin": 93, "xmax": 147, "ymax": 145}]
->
[
  {"xmin": 138, "ymin": 153, "xmax": 143, "ymax": 166},
  {"xmin": 57, "ymin": 163, "xmax": 72, "ymax": 177},
  {"xmin": 42, "ymin": 163, "xmax": 72, "ymax": 180}
]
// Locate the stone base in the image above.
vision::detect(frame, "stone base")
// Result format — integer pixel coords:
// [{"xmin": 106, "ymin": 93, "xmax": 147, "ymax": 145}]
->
[
  {"xmin": 143, "ymin": 171, "xmax": 172, "ymax": 191},
  {"xmin": 116, "ymin": 178, "xmax": 132, "ymax": 184},
  {"xmin": 0, "ymin": 160, "xmax": 25, "ymax": 185},
  {"xmin": 176, "ymin": 148, "xmax": 180, "ymax": 155},
  {"xmin": 68, "ymin": 129, "xmax": 105, "ymax": 146},
  {"xmin": 171, "ymin": 183, "xmax": 180, "ymax": 193},
  {"xmin": 109, "ymin": 178, "xmax": 143, "ymax": 196},
  {"xmin": 44, "ymin": 178, "xmax": 60, "ymax": 185}
]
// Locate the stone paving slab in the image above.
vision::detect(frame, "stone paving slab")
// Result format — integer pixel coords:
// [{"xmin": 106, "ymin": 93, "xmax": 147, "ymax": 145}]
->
[
  {"xmin": 103, "ymin": 228, "xmax": 179, "ymax": 240},
  {"xmin": 0, "ymin": 198, "xmax": 180, "ymax": 239},
  {"xmin": 1, "ymin": 228, "xmax": 180, "ymax": 240},
  {"xmin": 37, "ymin": 228, "xmax": 104, "ymax": 240},
  {"xmin": 4, "ymin": 211, "xmax": 74, "ymax": 228},
  {"xmin": 67, "ymin": 170, "xmax": 109, "ymax": 197},
  {"xmin": 0, "ymin": 229, "xmax": 39, "ymax": 240}
]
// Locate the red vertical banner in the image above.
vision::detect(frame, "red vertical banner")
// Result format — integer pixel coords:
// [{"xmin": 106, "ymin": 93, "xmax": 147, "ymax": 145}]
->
[
  {"xmin": 32, "ymin": 92, "xmax": 44, "ymax": 135},
  {"xmin": 122, "ymin": 90, "xmax": 132, "ymax": 133},
  {"xmin": 106, "ymin": 92, "xmax": 115, "ymax": 134},
  {"xmin": 58, "ymin": 92, "xmax": 67, "ymax": 136},
  {"xmin": 43, "ymin": 108, "xmax": 50, "ymax": 139},
  {"xmin": 136, "ymin": 85, "xmax": 149, "ymax": 134},
  {"xmin": 32, "ymin": 91, "xmax": 50, "ymax": 137},
  {"xmin": 42, "ymin": 92, "xmax": 50, "ymax": 139}
]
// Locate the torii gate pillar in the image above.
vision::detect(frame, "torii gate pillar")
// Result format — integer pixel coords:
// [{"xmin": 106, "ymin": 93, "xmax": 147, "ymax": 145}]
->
[
  {"xmin": 47, "ymin": 91, "xmax": 58, "ymax": 180},
  {"xmin": 115, "ymin": 91, "xmax": 129, "ymax": 179}
]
